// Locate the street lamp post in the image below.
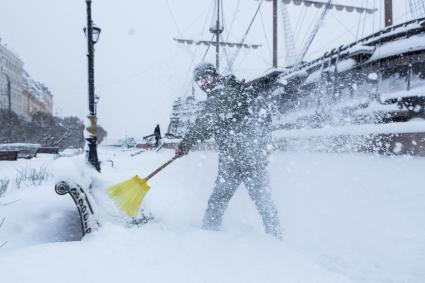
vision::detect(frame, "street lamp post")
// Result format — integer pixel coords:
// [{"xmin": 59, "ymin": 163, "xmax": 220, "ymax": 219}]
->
[{"xmin": 84, "ymin": 0, "xmax": 101, "ymax": 172}]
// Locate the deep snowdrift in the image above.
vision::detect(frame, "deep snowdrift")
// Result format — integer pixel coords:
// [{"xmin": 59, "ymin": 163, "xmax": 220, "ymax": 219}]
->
[{"xmin": 1, "ymin": 148, "xmax": 424, "ymax": 283}]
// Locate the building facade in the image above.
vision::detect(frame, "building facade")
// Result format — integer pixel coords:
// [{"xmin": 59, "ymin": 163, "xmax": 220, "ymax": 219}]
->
[
  {"xmin": 0, "ymin": 41, "xmax": 24, "ymax": 114},
  {"xmin": 0, "ymin": 40, "xmax": 53, "ymax": 118},
  {"xmin": 22, "ymin": 71, "xmax": 53, "ymax": 116}
]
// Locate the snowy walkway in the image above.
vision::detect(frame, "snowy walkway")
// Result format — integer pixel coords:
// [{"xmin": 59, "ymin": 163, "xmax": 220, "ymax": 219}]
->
[{"xmin": 0, "ymin": 149, "xmax": 424, "ymax": 282}]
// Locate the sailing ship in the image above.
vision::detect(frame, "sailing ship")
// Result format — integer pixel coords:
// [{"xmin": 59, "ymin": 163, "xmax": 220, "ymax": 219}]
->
[
  {"xmin": 166, "ymin": 95, "xmax": 206, "ymax": 138},
  {"xmin": 261, "ymin": 0, "xmax": 425, "ymax": 129},
  {"xmin": 166, "ymin": 0, "xmax": 425, "ymax": 154}
]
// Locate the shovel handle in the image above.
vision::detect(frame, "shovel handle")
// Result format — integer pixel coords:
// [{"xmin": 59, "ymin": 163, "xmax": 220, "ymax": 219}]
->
[{"xmin": 145, "ymin": 156, "xmax": 179, "ymax": 181}]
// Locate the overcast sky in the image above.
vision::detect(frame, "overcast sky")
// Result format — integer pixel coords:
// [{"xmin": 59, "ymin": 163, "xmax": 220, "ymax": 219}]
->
[{"xmin": 0, "ymin": 0, "xmax": 410, "ymax": 140}]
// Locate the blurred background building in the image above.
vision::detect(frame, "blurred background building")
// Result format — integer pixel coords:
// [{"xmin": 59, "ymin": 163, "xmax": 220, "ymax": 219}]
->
[{"xmin": 0, "ymin": 38, "xmax": 53, "ymax": 118}]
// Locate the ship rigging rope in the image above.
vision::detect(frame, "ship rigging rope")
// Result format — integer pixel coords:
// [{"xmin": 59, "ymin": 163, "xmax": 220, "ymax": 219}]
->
[
  {"xmin": 211, "ymin": 0, "xmax": 242, "ymax": 73},
  {"xmin": 225, "ymin": 0, "xmax": 265, "ymax": 74},
  {"xmin": 362, "ymin": 0, "xmax": 369, "ymax": 38},
  {"xmin": 329, "ymin": 12, "xmax": 356, "ymax": 38},
  {"xmin": 181, "ymin": 44, "xmax": 201, "ymax": 96},
  {"xmin": 372, "ymin": 0, "xmax": 376, "ymax": 33},
  {"xmin": 306, "ymin": 6, "xmax": 412, "ymax": 60},
  {"xmin": 406, "ymin": 1, "xmax": 411, "ymax": 19},
  {"xmin": 165, "ymin": 0, "xmax": 183, "ymax": 37},
  {"xmin": 355, "ymin": 0, "xmax": 370, "ymax": 40},
  {"xmin": 307, "ymin": 15, "xmax": 368, "ymax": 57},
  {"xmin": 294, "ymin": 4, "xmax": 308, "ymax": 47},
  {"xmin": 202, "ymin": 34, "xmax": 215, "ymax": 61},
  {"xmin": 355, "ymin": 0, "xmax": 365, "ymax": 40},
  {"xmin": 259, "ymin": 9, "xmax": 272, "ymax": 62},
  {"xmin": 295, "ymin": 0, "xmax": 332, "ymax": 64},
  {"xmin": 201, "ymin": 0, "xmax": 215, "ymax": 37},
  {"xmin": 181, "ymin": 1, "xmax": 215, "ymax": 97},
  {"xmin": 409, "ymin": 0, "xmax": 425, "ymax": 18},
  {"xmin": 296, "ymin": 7, "xmax": 321, "ymax": 58},
  {"xmin": 220, "ymin": 34, "xmax": 234, "ymax": 73},
  {"xmin": 226, "ymin": 0, "xmax": 241, "ymax": 42},
  {"xmin": 280, "ymin": 2, "xmax": 297, "ymax": 66}
]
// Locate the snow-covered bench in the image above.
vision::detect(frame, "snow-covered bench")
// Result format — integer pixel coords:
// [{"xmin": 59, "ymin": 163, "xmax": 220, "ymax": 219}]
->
[
  {"xmin": 0, "ymin": 143, "xmax": 41, "ymax": 159},
  {"xmin": 0, "ymin": 151, "xmax": 19, "ymax": 161},
  {"xmin": 37, "ymin": 147, "xmax": 59, "ymax": 154}
]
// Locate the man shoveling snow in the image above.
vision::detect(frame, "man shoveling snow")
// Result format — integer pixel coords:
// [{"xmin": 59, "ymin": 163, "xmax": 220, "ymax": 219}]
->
[{"xmin": 175, "ymin": 62, "xmax": 282, "ymax": 239}]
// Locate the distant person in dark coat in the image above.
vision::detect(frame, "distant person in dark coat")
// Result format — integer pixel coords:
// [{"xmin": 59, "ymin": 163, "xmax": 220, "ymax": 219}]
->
[{"xmin": 154, "ymin": 124, "xmax": 161, "ymax": 147}]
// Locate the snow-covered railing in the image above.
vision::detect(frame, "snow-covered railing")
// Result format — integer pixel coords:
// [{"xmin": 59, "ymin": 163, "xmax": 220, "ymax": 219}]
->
[
  {"xmin": 282, "ymin": 16, "xmax": 425, "ymax": 78},
  {"xmin": 272, "ymin": 121, "xmax": 425, "ymax": 155},
  {"xmin": 273, "ymin": 121, "xmax": 425, "ymax": 138},
  {"xmin": 380, "ymin": 85, "xmax": 425, "ymax": 102}
]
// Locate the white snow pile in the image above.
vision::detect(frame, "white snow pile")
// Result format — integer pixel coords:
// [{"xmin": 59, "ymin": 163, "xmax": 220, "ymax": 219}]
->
[
  {"xmin": 0, "ymin": 143, "xmax": 41, "ymax": 150},
  {"xmin": 0, "ymin": 148, "xmax": 425, "ymax": 283}
]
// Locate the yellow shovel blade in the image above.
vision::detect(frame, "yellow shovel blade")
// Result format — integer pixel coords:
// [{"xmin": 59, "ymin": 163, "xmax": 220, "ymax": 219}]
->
[{"xmin": 106, "ymin": 175, "xmax": 151, "ymax": 217}]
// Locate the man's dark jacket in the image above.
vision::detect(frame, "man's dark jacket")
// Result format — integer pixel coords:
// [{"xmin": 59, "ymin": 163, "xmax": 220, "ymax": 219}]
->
[{"xmin": 178, "ymin": 76, "xmax": 272, "ymax": 162}]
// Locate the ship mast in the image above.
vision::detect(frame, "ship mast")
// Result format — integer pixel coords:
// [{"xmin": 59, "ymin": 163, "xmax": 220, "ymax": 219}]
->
[
  {"xmin": 273, "ymin": 0, "xmax": 278, "ymax": 68},
  {"xmin": 174, "ymin": 0, "xmax": 261, "ymax": 76},
  {"xmin": 210, "ymin": 0, "xmax": 224, "ymax": 71},
  {"xmin": 384, "ymin": 0, "xmax": 393, "ymax": 27}
]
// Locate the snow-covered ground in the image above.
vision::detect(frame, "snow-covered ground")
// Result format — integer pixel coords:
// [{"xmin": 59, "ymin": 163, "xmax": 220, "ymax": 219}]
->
[{"xmin": 1, "ymin": 147, "xmax": 425, "ymax": 283}]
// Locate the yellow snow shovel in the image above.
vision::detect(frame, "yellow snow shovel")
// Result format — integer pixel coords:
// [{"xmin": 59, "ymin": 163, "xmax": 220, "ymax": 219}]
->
[{"xmin": 107, "ymin": 156, "xmax": 179, "ymax": 217}]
